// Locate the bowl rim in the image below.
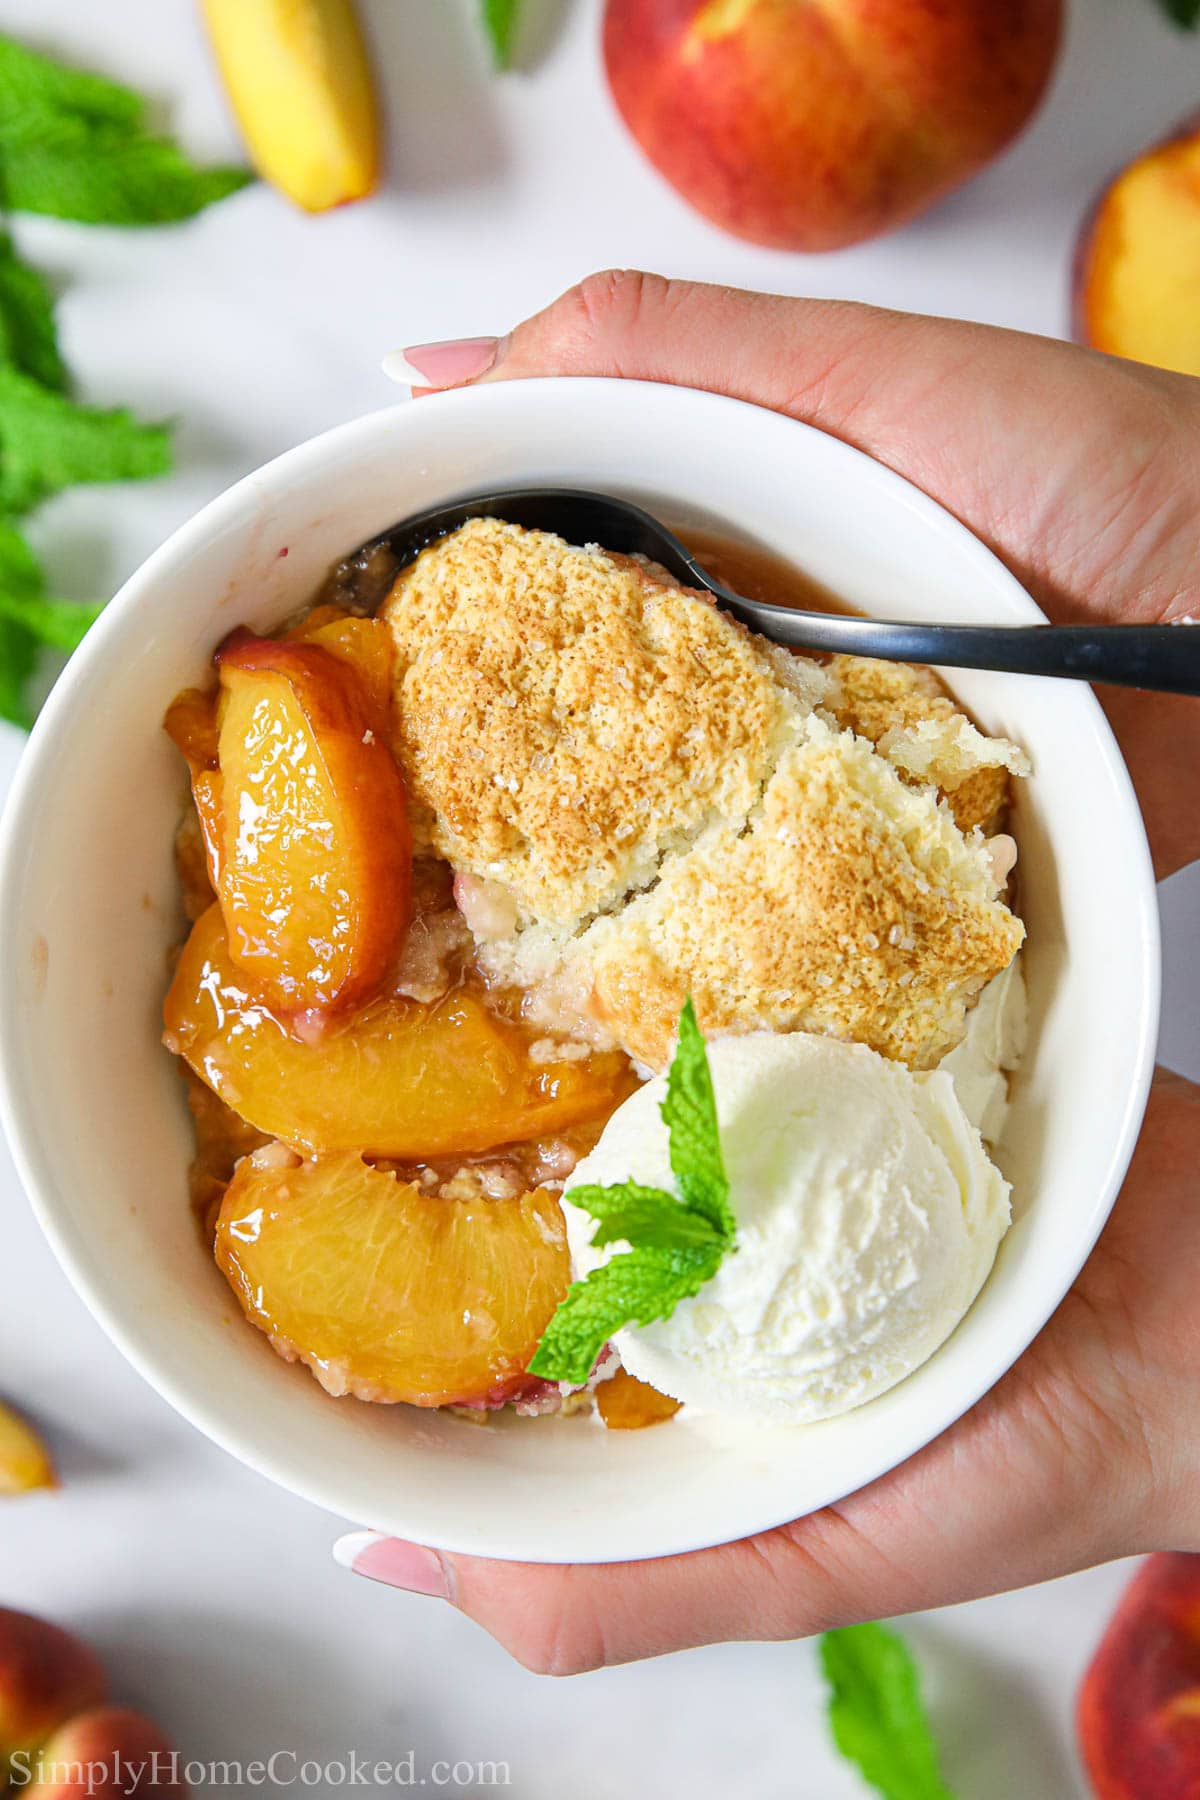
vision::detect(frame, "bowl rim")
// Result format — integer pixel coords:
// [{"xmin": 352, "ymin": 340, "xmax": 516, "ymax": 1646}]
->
[{"xmin": 0, "ymin": 377, "xmax": 1162, "ymax": 1561}]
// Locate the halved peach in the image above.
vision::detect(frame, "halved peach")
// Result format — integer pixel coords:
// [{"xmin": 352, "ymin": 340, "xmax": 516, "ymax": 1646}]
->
[
  {"xmin": 216, "ymin": 1149, "xmax": 569, "ymax": 1407},
  {"xmin": 1075, "ymin": 113, "xmax": 1200, "ymax": 377},
  {"xmin": 596, "ymin": 1368, "xmax": 681, "ymax": 1430},
  {"xmin": 213, "ymin": 629, "xmax": 412, "ymax": 1019},
  {"xmin": 164, "ymin": 905, "xmax": 632, "ymax": 1157}
]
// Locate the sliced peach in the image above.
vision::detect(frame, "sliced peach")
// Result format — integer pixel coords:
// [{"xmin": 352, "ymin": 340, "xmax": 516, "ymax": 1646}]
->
[
  {"xmin": 163, "ymin": 686, "xmax": 219, "ymax": 771},
  {"xmin": 285, "ymin": 611, "xmax": 394, "ymax": 720},
  {"xmin": 284, "ymin": 602, "xmax": 350, "ymax": 638},
  {"xmin": 596, "ymin": 1368, "xmax": 681, "ymax": 1430},
  {"xmin": 216, "ymin": 1149, "xmax": 569, "ymax": 1407},
  {"xmin": 1075, "ymin": 114, "xmax": 1200, "ymax": 377},
  {"xmin": 0, "ymin": 1401, "xmax": 55, "ymax": 1495},
  {"xmin": 164, "ymin": 905, "xmax": 632, "ymax": 1157},
  {"xmin": 213, "ymin": 629, "xmax": 412, "ymax": 1019},
  {"xmin": 164, "ymin": 687, "xmax": 224, "ymax": 891}
]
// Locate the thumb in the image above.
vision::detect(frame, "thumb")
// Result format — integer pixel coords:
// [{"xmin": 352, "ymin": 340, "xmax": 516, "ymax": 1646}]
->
[
  {"xmin": 329, "ymin": 1335, "xmax": 1135, "ymax": 1676},
  {"xmin": 331, "ymin": 1522, "xmax": 861, "ymax": 1674},
  {"xmin": 390, "ymin": 269, "xmax": 956, "ymax": 448}
]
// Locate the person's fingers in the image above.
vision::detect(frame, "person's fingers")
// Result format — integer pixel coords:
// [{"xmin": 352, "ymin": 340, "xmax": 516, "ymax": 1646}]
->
[
  {"xmin": 494, "ymin": 272, "xmax": 1197, "ymax": 622},
  {"xmin": 332, "ymin": 1309, "xmax": 1152, "ymax": 1674},
  {"xmin": 388, "ymin": 270, "xmax": 1198, "ymax": 623},
  {"xmin": 333, "ymin": 1075, "xmax": 1198, "ymax": 1674},
  {"xmin": 331, "ymin": 1383, "xmax": 1134, "ymax": 1676}
]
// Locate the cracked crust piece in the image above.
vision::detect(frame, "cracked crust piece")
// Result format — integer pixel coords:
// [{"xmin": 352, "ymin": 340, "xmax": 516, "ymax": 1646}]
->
[
  {"xmin": 498, "ymin": 716, "xmax": 1024, "ymax": 1072},
  {"xmin": 382, "ymin": 517, "xmax": 826, "ymax": 928},
  {"xmin": 383, "ymin": 520, "xmax": 1027, "ymax": 1074},
  {"xmin": 824, "ymin": 654, "xmax": 1030, "ymax": 834}
]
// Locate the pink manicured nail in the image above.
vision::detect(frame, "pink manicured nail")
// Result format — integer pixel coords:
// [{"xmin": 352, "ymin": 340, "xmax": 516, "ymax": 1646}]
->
[
  {"xmin": 333, "ymin": 1530, "xmax": 452, "ymax": 1598},
  {"xmin": 382, "ymin": 336, "xmax": 499, "ymax": 389}
]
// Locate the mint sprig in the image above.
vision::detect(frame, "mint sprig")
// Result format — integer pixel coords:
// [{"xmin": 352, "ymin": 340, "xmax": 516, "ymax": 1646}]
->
[
  {"xmin": 0, "ymin": 37, "xmax": 252, "ymax": 224},
  {"xmin": 480, "ymin": 0, "xmax": 523, "ymax": 68},
  {"xmin": 0, "ymin": 35, "xmax": 248, "ymax": 726},
  {"xmin": 0, "ymin": 230, "xmax": 64, "ymax": 390},
  {"xmin": 529, "ymin": 999, "xmax": 737, "ymax": 1386},
  {"xmin": 664, "ymin": 993, "xmax": 735, "ymax": 1237},
  {"xmin": 1155, "ymin": 0, "xmax": 1200, "ymax": 25},
  {"xmin": 0, "ymin": 366, "xmax": 170, "ymax": 513},
  {"xmin": 821, "ymin": 1624, "xmax": 956, "ymax": 1800}
]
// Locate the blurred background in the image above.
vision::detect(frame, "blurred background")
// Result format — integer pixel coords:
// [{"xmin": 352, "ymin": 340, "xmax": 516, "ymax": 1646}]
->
[{"xmin": 0, "ymin": 1, "xmax": 1198, "ymax": 1794}]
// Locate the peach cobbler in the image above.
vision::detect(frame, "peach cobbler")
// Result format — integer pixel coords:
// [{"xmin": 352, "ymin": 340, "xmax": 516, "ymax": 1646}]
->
[{"xmin": 163, "ymin": 517, "xmax": 1028, "ymax": 1428}]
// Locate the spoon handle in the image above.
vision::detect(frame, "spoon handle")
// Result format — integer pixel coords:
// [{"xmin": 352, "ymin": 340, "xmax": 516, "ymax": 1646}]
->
[{"xmin": 718, "ymin": 599, "xmax": 1200, "ymax": 696}]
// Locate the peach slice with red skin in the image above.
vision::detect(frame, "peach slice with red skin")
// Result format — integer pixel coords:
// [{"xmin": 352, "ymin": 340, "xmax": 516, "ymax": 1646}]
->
[
  {"xmin": 164, "ymin": 905, "xmax": 633, "ymax": 1158},
  {"xmin": 212, "ymin": 626, "xmax": 412, "ymax": 1021},
  {"xmin": 216, "ymin": 1149, "xmax": 570, "ymax": 1407},
  {"xmin": 284, "ymin": 610, "xmax": 394, "ymax": 720},
  {"xmin": 1074, "ymin": 113, "xmax": 1200, "ymax": 379}
]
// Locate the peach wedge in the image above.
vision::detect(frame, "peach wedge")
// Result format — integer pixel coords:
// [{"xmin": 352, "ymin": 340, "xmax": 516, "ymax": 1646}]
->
[
  {"xmin": 216, "ymin": 1150, "xmax": 570, "ymax": 1407},
  {"xmin": 213, "ymin": 628, "xmax": 412, "ymax": 1021},
  {"xmin": 1075, "ymin": 114, "xmax": 1200, "ymax": 378},
  {"xmin": 0, "ymin": 1400, "xmax": 55, "ymax": 1496},
  {"xmin": 164, "ymin": 905, "xmax": 631, "ymax": 1158},
  {"xmin": 200, "ymin": 0, "xmax": 381, "ymax": 213},
  {"xmin": 596, "ymin": 1369, "xmax": 681, "ymax": 1430}
]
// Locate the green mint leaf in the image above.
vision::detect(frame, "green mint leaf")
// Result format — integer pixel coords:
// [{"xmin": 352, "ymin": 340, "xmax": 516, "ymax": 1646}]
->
[
  {"xmin": 480, "ymin": 0, "xmax": 522, "ymax": 67},
  {"xmin": 0, "ymin": 230, "xmax": 65, "ymax": 389},
  {"xmin": 0, "ymin": 37, "xmax": 144, "ymax": 133},
  {"xmin": 0, "ymin": 366, "xmax": 171, "ymax": 513},
  {"xmin": 0, "ymin": 36, "xmax": 252, "ymax": 224},
  {"xmin": 662, "ymin": 996, "xmax": 735, "ymax": 1239},
  {"xmin": 821, "ymin": 1625, "xmax": 956, "ymax": 1800},
  {"xmin": 0, "ymin": 591, "xmax": 102, "ymax": 651},
  {"xmin": 0, "ymin": 121, "xmax": 252, "ymax": 226},
  {"xmin": 1156, "ymin": 0, "xmax": 1200, "ymax": 25},
  {"xmin": 0, "ymin": 515, "xmax": 47, "ymax": 596},
  {"xmin": 0, "ymin": 619, "xmax": 34, "ymax": 726},
  {"xmin": 528, "ymin": 1242, "xmax": 721, "ymax": 1386},
  {"xmin": 570, "ymin": 1181, "xmax": 725, "ymax": 1253},
  {"xmin": 0, "ymin": 519, "xmax": 44, "ymax": 727}
]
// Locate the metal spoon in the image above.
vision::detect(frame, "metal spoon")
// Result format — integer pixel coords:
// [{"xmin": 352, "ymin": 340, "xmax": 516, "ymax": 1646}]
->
[{"xmin": 377, "ymin": 486, "xmax": 1200, "ymax": 696}]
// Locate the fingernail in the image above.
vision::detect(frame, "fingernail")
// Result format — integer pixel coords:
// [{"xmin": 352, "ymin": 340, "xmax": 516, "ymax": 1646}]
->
[
  {"xmin": 333, "ymin": 1530, "xmax": 452, "ymax": 1599},
  {"xmin": 382, "ymin": 336, "xmax": 500, "ymax": 389}
]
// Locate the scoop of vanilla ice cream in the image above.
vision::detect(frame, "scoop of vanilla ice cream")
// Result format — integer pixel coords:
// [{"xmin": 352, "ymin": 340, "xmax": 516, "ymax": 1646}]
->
[
  {"xmin": 563, "ymin": 1031, "xmax": 1011, "ymax": 1425},
  {"xmin": 939, "ymin": 955, "xmax": 1027, "ymax": 1143}
]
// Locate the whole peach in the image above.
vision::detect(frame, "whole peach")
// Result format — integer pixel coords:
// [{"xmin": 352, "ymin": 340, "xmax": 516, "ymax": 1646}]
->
[
  {"xmin": 0, "ymin": 1608, "xmax": 106, "ymax": 1778},
  {"xmin": 25, "ymin": 1706, "xmax": 188, "ymax": 1795},
  {"xmin": 1079, "ymin": 1553, "xmax": 1200, "ymax": 1799},
  {"xmin": 603, "ymin": 0, "xmax": 1063, "ymax": 249}
]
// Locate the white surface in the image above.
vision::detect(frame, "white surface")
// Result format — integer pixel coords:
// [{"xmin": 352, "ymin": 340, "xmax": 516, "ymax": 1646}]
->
[
  {"xmin": 0, "ymin": 0, "xmax": 1193, "ymax": 1792},
  {"xmin": 0, "ymin": 374, "xmax": 1159, "ymax": 1563}
]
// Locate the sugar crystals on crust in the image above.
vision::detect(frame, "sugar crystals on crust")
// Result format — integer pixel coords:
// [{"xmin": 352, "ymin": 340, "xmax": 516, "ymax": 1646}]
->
[
  {"xmin": 382, "ymin": 517, "xmax": 825, "ymax": 928},
  {"xmin": 383, "ymin": 519, "xmax": 1027, "ymax": 1074}
]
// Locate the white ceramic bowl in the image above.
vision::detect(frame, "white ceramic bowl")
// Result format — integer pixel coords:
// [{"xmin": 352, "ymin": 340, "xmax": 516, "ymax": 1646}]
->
[{"xmin": 0, "ymin": 379, "xmax": 1159, "ymax": 1563}]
